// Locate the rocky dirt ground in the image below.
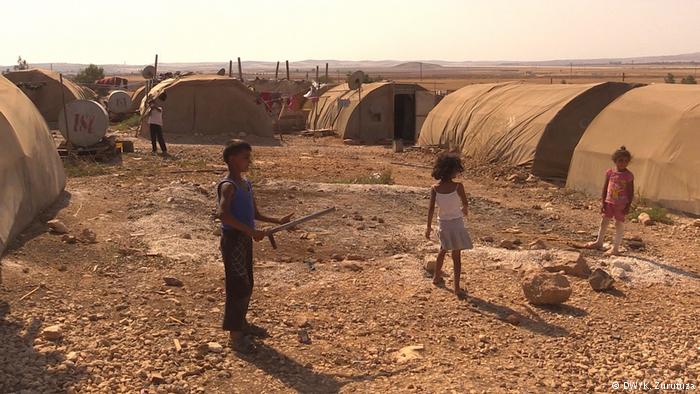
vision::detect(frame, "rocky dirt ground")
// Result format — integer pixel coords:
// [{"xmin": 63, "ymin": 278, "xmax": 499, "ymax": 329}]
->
[{"xmin": 1, "ymin": 133, "xmax": 699, "ymax": 394}]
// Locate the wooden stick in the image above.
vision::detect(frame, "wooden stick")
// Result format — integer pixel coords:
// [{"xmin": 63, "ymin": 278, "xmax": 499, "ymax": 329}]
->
[
  {"xmin": 167, "ymin": 168, "xmax": 226, "ymax": 174},
  {"xmin": 19, "ymin": 286, "xmax": 41, "ymax": 301},
  {"xmin": 168, "ymin": 316, "xmax": 185, "ymax": 325},
  {"xmin": 173, "ymin": 338, "xmax": 182, "ymax": 352},
  {"xmin": 390, "ymin": 161, "xmax": 431, "ymax": 169}
]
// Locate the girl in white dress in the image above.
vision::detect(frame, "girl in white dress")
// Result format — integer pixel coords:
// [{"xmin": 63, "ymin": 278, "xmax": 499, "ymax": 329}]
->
[{"xmin": 425, "ymin": 153, "xmax": 473, "ymax": 298}]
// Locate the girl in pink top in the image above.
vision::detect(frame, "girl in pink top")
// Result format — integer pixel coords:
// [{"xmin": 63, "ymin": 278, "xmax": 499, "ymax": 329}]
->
[{"xmin": 585, "ymin": 146, "xmax": 634, "ymax": 255}]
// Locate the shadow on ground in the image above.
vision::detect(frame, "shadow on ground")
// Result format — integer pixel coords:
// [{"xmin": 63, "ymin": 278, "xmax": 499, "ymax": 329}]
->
[
  {"xmin": 239, "ymin": 342, "xmax": 411, "ymax": 393},
  {"xmin": 0, "ymin": 300, "xmax": 87, "ymax": 392},
  {"xmin": 240, "ymin": 342, "xmax": 343, "ymax": 393},
  {"xmin": 2, "ymin": 190, "xmax": 72, "ymax": 258},
  {"xmin": 465, "ymin": 296, "xmax": 571, "ymax": 337}
]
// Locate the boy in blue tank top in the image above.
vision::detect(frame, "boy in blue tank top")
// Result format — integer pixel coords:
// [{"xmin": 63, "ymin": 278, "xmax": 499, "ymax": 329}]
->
[{"xmin": 217, "ymin": 140, "xmax": 292, "ymax": 353}]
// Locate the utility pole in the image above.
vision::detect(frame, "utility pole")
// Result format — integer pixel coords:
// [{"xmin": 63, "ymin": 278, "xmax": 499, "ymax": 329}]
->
[
  {"xmin": 59, "ymin": 73, "xmax": 71, "ymax": 152},
  {"xmin": 286, "ymin": 60, "xmax": 290, "ymax": 80},
  {"xmin": 237, "ymin": 57, "xmax": 243, "ymax": 81},
  {"xmin": 154, "ymin": 54, "xmax": 159, "ymax": 79},
  {"xmin": 275, "ymin": 61, "xmax": 280, "ymax": 80},
  {"xmin": 146, "ymin": 54, "xmax": 158, "ymax": 97},
  {"xmin": 229, "ymin": 60, "xmax": 232, "ymax": 77}
]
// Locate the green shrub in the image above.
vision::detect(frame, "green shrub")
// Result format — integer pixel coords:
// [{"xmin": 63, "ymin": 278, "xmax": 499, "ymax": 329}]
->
[
  {"xmin": 14, "ymin": 56, "xmax": 29, "ymax": 71},
  {"xmin": 74, "ymin": 64, "xmax": 104, "ymax": 84},
  {"xmin": 681, "ymin": 75, "xmax": 697, "ymax": 84},
  {"xmin": 64, "ymin": 159, "xmax": 109, "ymax": 178},
  {"xmin": 113, "ymin": 114, "xmax": 141, "ymax": 131},
  {"xmin": 627, "ymin": 201, "xmax": 673, "ymax": 224}
]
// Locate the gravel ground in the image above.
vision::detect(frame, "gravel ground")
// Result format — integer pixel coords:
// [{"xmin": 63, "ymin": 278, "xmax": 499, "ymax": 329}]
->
[{"xmin": 1, "ymin": 134, "xmax": 698, "ymax": 393}]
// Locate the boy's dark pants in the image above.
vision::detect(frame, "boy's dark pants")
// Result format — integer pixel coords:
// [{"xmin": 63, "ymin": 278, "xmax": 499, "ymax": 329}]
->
[
  {"xmin": 149, "ymin": 123, "xmax": 167, "ymax": 153},
  {"xmin": 220, "ymin": 229, "xmax": 254, "ymax": 331}
]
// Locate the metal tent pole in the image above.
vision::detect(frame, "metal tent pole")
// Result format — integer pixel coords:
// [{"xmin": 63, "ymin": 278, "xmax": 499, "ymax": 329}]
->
[{"xmin": 59, "ymin": 73, "xmax": 71, "ymax": 153}]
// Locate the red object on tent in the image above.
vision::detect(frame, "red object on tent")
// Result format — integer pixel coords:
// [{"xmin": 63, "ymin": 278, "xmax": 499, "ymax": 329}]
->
[{"xmin": 94, "ymin": 77, "xmax": 128, "ymax": 88}]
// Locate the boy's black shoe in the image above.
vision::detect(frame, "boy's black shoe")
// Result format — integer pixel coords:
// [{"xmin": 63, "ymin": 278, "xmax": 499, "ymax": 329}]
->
[{"xmin": 244, "ymin": 322, "xmax": 269, "ymax": 338}]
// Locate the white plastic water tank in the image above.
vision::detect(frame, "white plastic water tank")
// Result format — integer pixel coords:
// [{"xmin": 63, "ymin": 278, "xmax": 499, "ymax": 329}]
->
[
  {"xmin": 107, "ymin": 90, "xmax": 132, "ymax": 114},
  {"xmin": 58, "ymin": 100, "xmax": 109, "ymax": 147}
]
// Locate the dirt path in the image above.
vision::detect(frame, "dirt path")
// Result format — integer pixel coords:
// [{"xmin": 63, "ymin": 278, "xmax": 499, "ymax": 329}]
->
[{"xmin": 1, "ymin": 135, "xmax": 698, "ymax": 393}]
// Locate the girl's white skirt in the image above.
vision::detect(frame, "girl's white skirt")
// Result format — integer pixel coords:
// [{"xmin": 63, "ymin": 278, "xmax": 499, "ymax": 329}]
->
[{"xmin": 437, "ymin": 217, "xmax": 473, "ymax": 251}]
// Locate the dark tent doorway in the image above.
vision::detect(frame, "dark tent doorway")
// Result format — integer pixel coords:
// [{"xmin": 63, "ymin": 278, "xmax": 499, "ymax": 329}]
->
[{"xmin": 394, "ymin": 94, "xmax": 416, "ymax": 141}]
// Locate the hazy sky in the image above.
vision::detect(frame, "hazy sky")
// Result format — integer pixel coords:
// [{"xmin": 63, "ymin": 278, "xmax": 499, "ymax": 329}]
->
[{"xmin": 2, "ymin": 0, "xmax": 699, "ymax": 65}]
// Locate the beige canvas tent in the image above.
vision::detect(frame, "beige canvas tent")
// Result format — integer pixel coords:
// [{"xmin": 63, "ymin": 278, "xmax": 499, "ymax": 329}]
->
[
  {"xmin": 0, "ymin": 75, "xmax": 66, "ymax": 254},
  {"xmin": 306, "ymin": 82, "xmax": 435, "ymax": 143},
  {"xmin": 130, "ymin": 85, "xmax": 146, "ymax": 112},
  {"xmin": 4, "ymin": 69, "xmax": 94, "ymax": 127},
  {"xmin": 567, "ymin": 84, "xmax": 700, "ymax": 214},
  {"xmin": 140, "ymin": 75, "xmax": 273, "ymax": 137},
  {"xmin": 418, "ymin": 81, "xmax": 636, "ymax": 179}
]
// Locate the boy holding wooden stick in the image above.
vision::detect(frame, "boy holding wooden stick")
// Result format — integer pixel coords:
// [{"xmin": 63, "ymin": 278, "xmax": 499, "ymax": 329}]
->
[{"xmin": 216, "ymin": 140, "xmax": 293, "ymax": 353}]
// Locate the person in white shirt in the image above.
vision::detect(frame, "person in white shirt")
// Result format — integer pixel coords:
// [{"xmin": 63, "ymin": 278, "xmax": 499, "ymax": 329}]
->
[
  {"xmin": 147, "ymin": 93, "xmax": 168, "ymax": 154},
  {"xmin": 425, "ymin": 153, "xmax": 473, "ymax": 298}
]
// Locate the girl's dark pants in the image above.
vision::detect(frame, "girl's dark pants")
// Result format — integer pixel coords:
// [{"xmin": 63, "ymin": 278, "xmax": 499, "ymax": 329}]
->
[
  {"xmin": 149, "ymin": 123, "xmax": 167, "ymax": 153},
  {"xmin": 220, "ymin": 229, "xmax": 254, "ymax": 331}
]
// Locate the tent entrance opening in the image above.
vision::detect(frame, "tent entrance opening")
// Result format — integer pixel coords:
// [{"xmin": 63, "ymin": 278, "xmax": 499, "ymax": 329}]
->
[{"xmin": 394, "ymin": 94, "xmax": 416, "ymax": 141}]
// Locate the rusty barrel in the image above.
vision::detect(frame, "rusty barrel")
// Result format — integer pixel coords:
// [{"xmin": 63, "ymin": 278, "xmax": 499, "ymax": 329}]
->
[
  {"xmin": 58, "ymin": 100, "xmax": 109, "ymax": 147},
  {"xmin": 107, "ymin": 90, "xmax": 132, "ymax": 114}
]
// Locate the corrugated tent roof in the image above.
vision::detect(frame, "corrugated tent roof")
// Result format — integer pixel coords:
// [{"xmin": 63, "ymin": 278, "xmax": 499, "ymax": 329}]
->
[
  {"xmin": 418, "ymin": 81, "xmax": 636, "ymax": 179},
  {"xmin": 306, "ymin": 82, "xmax": 397, "ymax": 142},
  {"xmin": 4, "ymin": 69, "xmax": 94, "ymax": 126},
  {"xmin": 567, "ymin": 84, "xmax": 700, "ymax": 214},
  {"xmin": 130, "ymin": 85, "xmax": 146, "ymax": 112},
  {"xmin": 140, "ymin": 75, "xmax": 273, "ymax": 137},
  {"xmin": 0, "ymin": 75, "xmax": 66, "ymax": 253}
]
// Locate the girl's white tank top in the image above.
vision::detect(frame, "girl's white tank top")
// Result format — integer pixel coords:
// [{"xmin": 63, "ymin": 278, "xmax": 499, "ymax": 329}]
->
[{"xmin": 435, "ymin": 190, "xmax": 462, "ymax": 221}]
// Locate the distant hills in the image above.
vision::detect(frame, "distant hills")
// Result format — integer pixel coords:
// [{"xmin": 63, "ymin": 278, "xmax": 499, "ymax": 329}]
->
[
  {"xmin": 495, "ymin": 52, "xmax": 700, "ymax": 67},
  {"xmin": 3, "ymin": 52, "xmax": 698, "ymax": 75},
  {"xmin": 391, "ymin": 62, "xmax": 443, "ymax": 70}
]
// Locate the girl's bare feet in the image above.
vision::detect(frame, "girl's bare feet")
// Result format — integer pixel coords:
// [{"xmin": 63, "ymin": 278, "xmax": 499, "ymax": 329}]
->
[
  {"xmin": 454, "ymin": 288, "xmax": 467, "ymax": 299},
  {"xmin": 604, "ymin": 249, "xmax": 622, "ymax": 257},
  {"xmin": 584, "ymin": 241, "xmax": 603, "ymax": 250},
  {"xmin": 433, "ymin": 277, "xmax": 445, "ymax": 287}
]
